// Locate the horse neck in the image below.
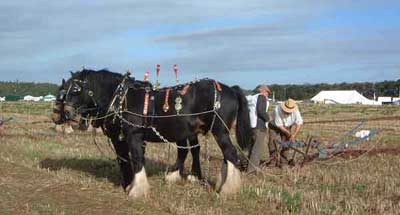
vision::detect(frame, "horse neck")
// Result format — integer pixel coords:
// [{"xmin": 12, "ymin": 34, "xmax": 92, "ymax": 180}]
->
[{"xmin": 89, "ymin": 76, "xmax": 121, "ymax": 115}]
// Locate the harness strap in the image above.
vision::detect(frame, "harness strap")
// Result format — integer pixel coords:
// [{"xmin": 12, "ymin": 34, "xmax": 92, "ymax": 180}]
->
[
  {"xmin": 179, "ymin": 85, "xmax": 190, "ymax": 95},
  {"xmin": 163, "ymin": 88, "xmax": 171, "ymax": 112},
  {"xmin": 143, "ymin": 92, "xmax": 150, "ymax": 116},
  {"xmin": 215, "ymin": 81, "xmax": 222, "ymax": 92}
]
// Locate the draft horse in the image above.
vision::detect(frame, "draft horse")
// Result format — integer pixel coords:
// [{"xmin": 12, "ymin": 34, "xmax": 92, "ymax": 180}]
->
[
  {"xmin": 52, "ymin": 69, "xmax": 253, "ymax": 198},
  {"xmin": 52, "ymin": 71, "xmax": 212, "ymax": 186}
]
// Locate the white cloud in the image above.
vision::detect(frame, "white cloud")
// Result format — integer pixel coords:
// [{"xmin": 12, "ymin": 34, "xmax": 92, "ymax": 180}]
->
[{"xmin": 0, "ymin": 0, "xmax": 399, "ymax": 86}]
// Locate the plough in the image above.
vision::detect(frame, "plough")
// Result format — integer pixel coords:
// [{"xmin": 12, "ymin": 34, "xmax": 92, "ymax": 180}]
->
[{"xmin": 267, "ymin": 121, "xmax": 380, "ymax": 167}]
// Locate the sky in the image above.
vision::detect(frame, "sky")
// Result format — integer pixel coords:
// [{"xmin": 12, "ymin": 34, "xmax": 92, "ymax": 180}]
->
[{"xmin": 1, "ymin": 0, "xmax": 400, "ymax": 89}]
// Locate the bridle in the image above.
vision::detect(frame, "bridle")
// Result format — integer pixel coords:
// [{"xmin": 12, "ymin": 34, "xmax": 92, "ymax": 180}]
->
[{"xmin": 59, "ymin": 78, "xmax": 101, "ymax": 121}]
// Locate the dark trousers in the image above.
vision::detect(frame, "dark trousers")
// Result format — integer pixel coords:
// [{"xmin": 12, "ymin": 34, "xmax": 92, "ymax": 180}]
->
[
  {"xmin": 247, "ymin": 128, "xmax": 268, "ymax": 173},
  {"xmin": 268, "ymin": 124, "xmax": 291, "ymax": 162}
]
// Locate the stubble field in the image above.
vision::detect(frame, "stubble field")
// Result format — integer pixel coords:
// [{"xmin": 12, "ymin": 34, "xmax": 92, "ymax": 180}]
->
[{"xmin": 0, "ymin": 102, "xmax": 399, "ymax": 215}]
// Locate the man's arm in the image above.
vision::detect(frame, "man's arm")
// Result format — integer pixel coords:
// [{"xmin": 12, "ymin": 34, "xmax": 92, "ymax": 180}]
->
[
  {"xmin": 289, "ymin": 110, "xmax": 303, "ymax": 141},
  {"xmin": 289, "ymin": 124, "xmax": 302, "ymax": 142}
]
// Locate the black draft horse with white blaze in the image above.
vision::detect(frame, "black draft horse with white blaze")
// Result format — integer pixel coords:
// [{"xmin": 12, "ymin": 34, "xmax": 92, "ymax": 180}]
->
[{"xmin": 52, "ymin": 69, "xmax": 253, "ymax": 198}]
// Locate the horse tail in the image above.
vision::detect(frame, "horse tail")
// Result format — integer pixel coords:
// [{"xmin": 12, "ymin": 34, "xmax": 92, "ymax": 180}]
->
[{"xmin": 231, "ymin": 85, "xmax": 253, "ymax": 150}]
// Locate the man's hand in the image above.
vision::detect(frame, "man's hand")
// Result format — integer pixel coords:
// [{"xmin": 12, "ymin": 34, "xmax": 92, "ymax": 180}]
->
[
  {"xmin": 278, "ymin": 126, "xmax": 291, "ymax": 138},
  {"xmin": 289, "ymin": 134, "xmax": 296, "ymax": 142}
]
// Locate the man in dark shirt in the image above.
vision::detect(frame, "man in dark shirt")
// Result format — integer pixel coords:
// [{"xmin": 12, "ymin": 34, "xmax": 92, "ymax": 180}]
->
[{"xmin": 247, "ymin": 85, "xmax": 270, "ymax": 174}]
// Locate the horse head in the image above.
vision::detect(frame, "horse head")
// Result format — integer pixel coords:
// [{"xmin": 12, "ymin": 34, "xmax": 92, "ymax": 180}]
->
[
  {"xmin": 52, "ymin": 69, "xmax": 134, "ymax": 125},
  {"xmin": 52, "ymin": 69, "xmax": 99, "ymax": 124}
]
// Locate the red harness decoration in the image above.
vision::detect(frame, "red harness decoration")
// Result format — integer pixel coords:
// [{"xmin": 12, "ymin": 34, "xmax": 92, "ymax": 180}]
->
[
  {"xmin": 179, "ymin": 85, "xmax": 190, "ymax": 95},
  {"xmin": 215, "ymin": 81, "xmax": 222, "ymax": 92},
  {"xmin": 144, "ymin": 71, "xmax": 150, "ymax": 82},
  {"xmin": 143, "ymin": 92, "xmax": 150, "ymax": 115},
  {"xmin": 163, "ymin": 88, "xmax": 171, "ymax": 112}
]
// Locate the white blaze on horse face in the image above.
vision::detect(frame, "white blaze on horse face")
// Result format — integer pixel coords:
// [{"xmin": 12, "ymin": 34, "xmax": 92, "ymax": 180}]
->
[
  {"xmin": 127, "ymin": 167, "xmax": 150, "ymax": 199},
  {"xmin": 165, "ymin": 170, "xmax": 182, "ymax": 184},
  {"xmin": 216, "ymin": 161, "xmax": 241, "ymax": 195}
]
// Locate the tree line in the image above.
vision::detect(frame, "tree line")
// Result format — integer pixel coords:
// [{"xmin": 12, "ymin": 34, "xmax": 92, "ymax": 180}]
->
[
  {"xmin": 250, "ymin": 79, "xmax": 400, "ymax": 101},
  {"xmin": 0, "ymin": 81, "xmax": 59, "ymax": 97},
  {"xmin": 0, "ymin": 79, "xmax": 399, "ymax": 101}
]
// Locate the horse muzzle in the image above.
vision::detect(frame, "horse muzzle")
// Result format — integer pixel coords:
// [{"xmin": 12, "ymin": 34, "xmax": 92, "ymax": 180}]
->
[
  {"xmin": 64, "ymin": 104, "xmax": 81, "ymax": 123},
  {"xmin": 51, "ymin": 103, "xmax": 65, "ymax": 124}
]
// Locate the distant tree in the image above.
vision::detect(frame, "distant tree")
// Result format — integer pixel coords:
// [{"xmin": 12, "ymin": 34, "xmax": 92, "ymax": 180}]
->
[{"xmin": 0, "ymin": 81, "xmax": 58, "ymax": 97}]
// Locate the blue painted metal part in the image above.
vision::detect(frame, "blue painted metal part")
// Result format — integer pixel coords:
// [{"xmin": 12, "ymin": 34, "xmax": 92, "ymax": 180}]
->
[
  {"xmin": 280, "ymin": 140, "xmax": 320, "ymax": 149},
  {"xmin": 318, "ymin": 129, "xmax": 379, "ymax": 159}
]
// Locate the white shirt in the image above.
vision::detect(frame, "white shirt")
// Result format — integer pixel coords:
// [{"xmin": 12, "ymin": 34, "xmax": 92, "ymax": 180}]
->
[
  {"xmin": 271, "ymin": 105, "xmax": 303, "ymax": 127},
  {"xmin": 246, "ymin": 93, "xmax": 269, "ymax": 128}
]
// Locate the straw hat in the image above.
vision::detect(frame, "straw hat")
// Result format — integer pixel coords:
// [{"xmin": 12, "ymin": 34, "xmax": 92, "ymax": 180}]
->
[{"xmin": 281, "ymin": 98, "xmax": 298, "ymax": 113}]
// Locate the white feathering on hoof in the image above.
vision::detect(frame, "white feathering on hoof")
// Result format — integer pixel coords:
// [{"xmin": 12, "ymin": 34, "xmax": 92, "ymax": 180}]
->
[
  {"xmin": 216, "ymin": 161, "xmax": 241, "ymax": 195},
  {"xmin": 187, "ymin": 175, "xmax": 199, "ymax": 184},
  {"xmin": 127, "ymin": 167, "xmax": 150, "ymax": 199},
  {"xmin": 64, "ymin": 124, "xmax": 74, "ymax": 134},
  {"xmin": 87, "ymin": 124, "xmax": 94, "ymax": 132},
  {"xmin": 165, "ymin": 170, "xmax": 182, "ymax": 184},
  {"xmin": 55, "ymin": 124, "xmax": 63, "ymax": 133},
  {"xmin": 95, "ymin": 127, "xmax": 103, "ymax": 134}
]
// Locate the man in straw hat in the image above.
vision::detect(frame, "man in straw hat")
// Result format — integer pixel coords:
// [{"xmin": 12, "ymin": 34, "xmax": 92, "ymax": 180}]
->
[
  {"xmin": 247, "ymin": 84, "xmax": 271, "ymax": 174},
  {"xmin": 267, "ymin": 98, "xmax": 303, "ymax": 165}
]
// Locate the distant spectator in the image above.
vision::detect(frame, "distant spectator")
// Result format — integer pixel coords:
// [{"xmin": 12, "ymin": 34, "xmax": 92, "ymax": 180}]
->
[{"xmin": 268, "ymin": 98, "xmax": 303, "ymax": 165}]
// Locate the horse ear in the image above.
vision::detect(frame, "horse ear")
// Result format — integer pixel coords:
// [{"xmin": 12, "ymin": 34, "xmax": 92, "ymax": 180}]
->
[
  {"xmin": 70, "ymin": 71, "xmax": 75, "ymax": 77},
  {"xmin": 61, "ymin": 79, "xmax": 66, "ymax": 87}
]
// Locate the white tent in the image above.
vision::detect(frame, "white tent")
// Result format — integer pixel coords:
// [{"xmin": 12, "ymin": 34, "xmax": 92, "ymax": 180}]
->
[
  {"xmin": 43, "ymin": 94, "xmax": 56, "ymax": 102},
  {"xmin": 311, "ymin": 90, "xmax": 380, "ymax": 105},
  {"xmin": 23, "ymin": 95, "xmax": 43, "ymax": 102}
]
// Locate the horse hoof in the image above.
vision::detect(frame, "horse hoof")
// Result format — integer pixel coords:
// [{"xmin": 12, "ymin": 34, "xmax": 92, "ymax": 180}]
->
[
  {"xmin": 55, "ymin": 125, "xmax": 63, "ymax": 133},
  {"xmin": 216, "ymin": 161, "xmax": 241, "ymax": 195},
  {"xmin": 64, "ymin": 125, "xmax": 74, "ymax": 134},
  {"xmin": 165, "ymin": 170, "xmax": 182, "ymax": 184},
  {"xmin": 127, "ymin": 167, "xmax": 150, "ymax": 199},
  {"xmin": 187, "ymin": 175, "xmax": 199, "ymax": 184}
]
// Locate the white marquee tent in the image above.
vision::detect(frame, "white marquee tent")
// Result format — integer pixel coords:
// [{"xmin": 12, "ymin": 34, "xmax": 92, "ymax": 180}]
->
[
  {"xmin": 311, "ymin": 90, "xmax": 380, "ymax": 105},
  {"xmin": 23, "ymin": 95, "xmax": 43, "ymax": 102},
  {"xmin": 43, "ymin": 94, "xmax": 56, "ymax": 102}
]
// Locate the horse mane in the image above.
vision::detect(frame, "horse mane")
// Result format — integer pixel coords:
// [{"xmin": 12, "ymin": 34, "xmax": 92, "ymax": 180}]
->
[
  {"xmin": 72, "ymin": 69, "xmax": 124, "ymax": 80},
  {"xmin": 70, "ymin": 68, "xmax": 153, "ymax": 91},
  {"xmin": 70, "ymin": 69, "xmax": 213, "ymax": 91}
]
